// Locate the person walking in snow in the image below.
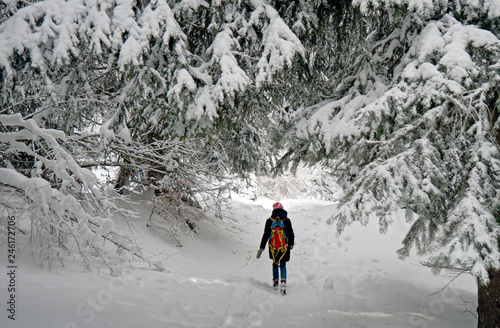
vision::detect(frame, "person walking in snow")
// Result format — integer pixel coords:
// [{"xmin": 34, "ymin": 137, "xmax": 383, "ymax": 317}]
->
[{"xmin": 256, "ymin": 202, "xmax": 295, "ymax": 293}]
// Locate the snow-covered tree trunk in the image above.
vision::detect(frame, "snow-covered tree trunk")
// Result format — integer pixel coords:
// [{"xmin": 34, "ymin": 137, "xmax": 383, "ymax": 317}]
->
[{"xmin": 477, "ymin": 262, "xmax": 500, "ymax": 328}]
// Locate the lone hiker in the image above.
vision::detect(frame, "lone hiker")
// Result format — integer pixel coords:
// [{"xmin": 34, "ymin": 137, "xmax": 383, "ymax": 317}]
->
[{"xmin": 256, "ymin": 202, "xmax": 295, "ymax": 293}]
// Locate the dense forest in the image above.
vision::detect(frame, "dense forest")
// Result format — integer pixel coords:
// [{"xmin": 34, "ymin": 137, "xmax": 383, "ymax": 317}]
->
[{"xmin": 0, "ymin": 0, "xmax": 499, "ymax": 326}]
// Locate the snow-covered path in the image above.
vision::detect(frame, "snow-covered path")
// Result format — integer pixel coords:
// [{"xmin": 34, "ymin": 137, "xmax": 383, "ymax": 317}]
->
[{"xmin": 1, "ymin": 196, "xmax": 477, "ymax": 328}]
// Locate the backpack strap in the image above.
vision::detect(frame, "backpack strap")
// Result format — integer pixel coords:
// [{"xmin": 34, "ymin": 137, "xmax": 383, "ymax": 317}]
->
[
  {"xmin": 271, "ymin": 245, "xmax": 287, "ymax": 264},
  {"xmin": 270, "ymin": 216, "xmax": 284, "ymax": 222}
]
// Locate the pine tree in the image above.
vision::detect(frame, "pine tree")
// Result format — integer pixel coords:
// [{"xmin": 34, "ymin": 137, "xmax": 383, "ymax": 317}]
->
[{"xmin": 284, "ymin": 2, "xmax": 500, "ymax": 327}]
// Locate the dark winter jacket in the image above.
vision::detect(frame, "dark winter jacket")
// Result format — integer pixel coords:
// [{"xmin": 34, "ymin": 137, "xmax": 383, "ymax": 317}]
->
[{"xmin": 259, "ymin": 208, "xmax": 295, "ymax": 262}]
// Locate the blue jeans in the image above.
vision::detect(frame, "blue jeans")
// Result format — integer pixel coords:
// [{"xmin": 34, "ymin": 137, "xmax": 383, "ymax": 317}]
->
[{"xmin": 273, "ymin": 261, "xmax": 287, "ymax": 282}]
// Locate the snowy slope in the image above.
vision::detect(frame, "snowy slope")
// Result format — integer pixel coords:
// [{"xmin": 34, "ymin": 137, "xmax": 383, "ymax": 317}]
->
[{"xmin": 1, "ymin": 194, "xmax": 477, "ymax": 328}]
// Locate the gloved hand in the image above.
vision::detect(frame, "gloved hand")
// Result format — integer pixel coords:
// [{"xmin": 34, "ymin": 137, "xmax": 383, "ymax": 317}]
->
[
  {"xmin": 289, "ymin": 245, "xmax": 294, "ymax": 250},
  {"xmin": 256, "ymin": 249, "xmax": 264, "ymax": 259}
]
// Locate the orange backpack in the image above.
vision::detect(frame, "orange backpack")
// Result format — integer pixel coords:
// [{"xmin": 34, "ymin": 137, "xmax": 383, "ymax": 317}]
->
[{"xmin": 269, "ymin": 217, "xmax": 288, "ymax": 263}]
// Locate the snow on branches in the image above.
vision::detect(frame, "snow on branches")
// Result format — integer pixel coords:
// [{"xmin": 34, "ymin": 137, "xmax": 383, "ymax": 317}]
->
[
  {"xmin": 0, "ymin": 0, "xmax": 304, "ymax": 133},
  {"xmin": 0, "ymin": 1, "xmax": 308, "ymax": 242},
  {"xmin": 0, "ymin": 109, "xmax": 231, "ymax": 270},
  {"xmin": 247, "ymin": 0, "xmax": 305, "ymax": 88},
  {"xmin": 353, "ymin": 0, "xmax": 500, "ymax": 19},
  {"xmin": 292, "ymin": 12, "xmax": 500, "ymax": 282},
  {"xmin": 0, "ymin": 113, "xmax": 144, "ymax": 273}
]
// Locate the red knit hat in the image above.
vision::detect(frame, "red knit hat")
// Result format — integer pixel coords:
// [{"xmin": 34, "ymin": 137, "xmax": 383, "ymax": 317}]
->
[{"xmin": 272, "ymin": 202, "xmax": 284, "ymax": 210}]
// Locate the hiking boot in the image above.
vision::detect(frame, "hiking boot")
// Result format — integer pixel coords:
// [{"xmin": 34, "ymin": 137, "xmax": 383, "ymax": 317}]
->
[{"xmin": 280, "ymin": 281, "xmax": 287, "ymax": 294}]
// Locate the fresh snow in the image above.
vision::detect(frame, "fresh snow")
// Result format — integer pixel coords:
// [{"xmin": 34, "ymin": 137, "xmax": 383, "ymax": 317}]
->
[
  {"xmin": 354, "ymin": 0, "xmax": 500, "ymax": 18},
  {"xmin": 0, "ymin": 192, "xmax": 477, "ymax": 328}
]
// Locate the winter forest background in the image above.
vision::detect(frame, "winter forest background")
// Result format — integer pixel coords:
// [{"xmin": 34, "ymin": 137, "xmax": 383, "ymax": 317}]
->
[{"xmin": 0, "ymin": 0, "xmax": 499, "ymax": 327}]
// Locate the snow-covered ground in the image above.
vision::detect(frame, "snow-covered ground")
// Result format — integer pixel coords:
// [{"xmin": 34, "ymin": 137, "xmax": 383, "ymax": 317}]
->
[{"xmin": 1, "ymin": 193, "xmax": 477, "ymax": 328}]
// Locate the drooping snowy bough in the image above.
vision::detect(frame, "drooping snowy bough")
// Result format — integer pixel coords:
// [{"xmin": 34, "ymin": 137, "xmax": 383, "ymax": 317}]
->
[{"xmin": 0, "ymin": 114, "xmax": 144, "ymax": 274}]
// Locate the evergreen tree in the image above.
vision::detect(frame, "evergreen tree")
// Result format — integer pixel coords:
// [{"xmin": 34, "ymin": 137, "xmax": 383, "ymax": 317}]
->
[{"xmin": 284, "ymin": 2, "xmax": 500, "ymax": 326}]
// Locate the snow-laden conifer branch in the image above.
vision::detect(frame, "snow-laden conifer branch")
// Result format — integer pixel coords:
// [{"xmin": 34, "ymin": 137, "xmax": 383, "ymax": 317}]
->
[
  {"xmin": 0, "ymin": 113, "xmax": 151, "ymax": 273},
  {"xmin": 353, "ymin": 0, "xmax": 500, "ymax": 19}
]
